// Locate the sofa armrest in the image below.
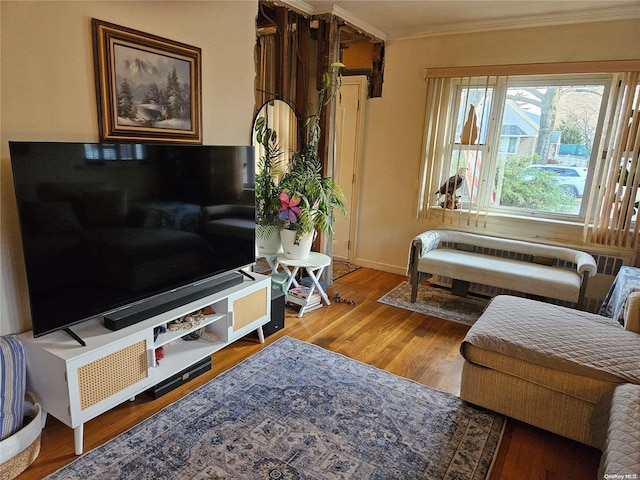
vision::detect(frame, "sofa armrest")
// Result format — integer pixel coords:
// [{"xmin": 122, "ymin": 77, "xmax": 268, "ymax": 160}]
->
[
  {"xmin": 574, "ymin": 251, "xmax": 598, "ymax": 278},
  {"xmin": 407, "ymin": 230, "xmax": 441, "ymax": 277},
  {"xmin": 624, "ymin": 291, "xmax": 640, "ymax": 333}
]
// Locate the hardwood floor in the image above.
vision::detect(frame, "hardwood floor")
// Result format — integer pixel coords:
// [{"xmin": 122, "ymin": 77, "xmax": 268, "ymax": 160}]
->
[{"xmin": 15, "ymin": 268, "xmax": 600, "ymax": 479}]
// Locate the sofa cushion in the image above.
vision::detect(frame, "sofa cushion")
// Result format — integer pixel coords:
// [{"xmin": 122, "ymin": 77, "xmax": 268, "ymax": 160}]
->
[
  {"xmin": 461, "ymin": 295, "xmax": 640, "ymax": 385},
  {"xmin": 418, "ymin": 248, "xmax": 582, "ymax": 302}
]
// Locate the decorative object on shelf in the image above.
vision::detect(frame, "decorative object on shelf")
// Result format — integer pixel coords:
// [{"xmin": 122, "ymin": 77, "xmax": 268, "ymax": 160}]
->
[
  {"xmin": 181, "ymin": 332, "xmax": 200, "ymax": 341},
  {"xmin": 162, "ymin": 338, "xmax": 185, "ymax": 352},
  {"xmin": 197, "ymin": 329, "xmax": 220, "ymax": 344},
  {"xmin": 277, "ymin": 63, "xmax": 348, "ymax": 259},
  {"xmin": 167, "ymin": 308, "xmax": 209, "ymax": 331},
  {"xmin": 92, "ymin": 19, "xmax": 202, "ymax": 144},
  {"xmin": 154, "ymin": 347, "xmax": 164, "ymax": 363},
  {"xmin": 435, "ymin": 167, "xmax": 466, "ymax": 210},
  {"xmin": 439, "ymin": 192, "xmax": 460, "ymax": 209},
  {"xmin": 152, "ymin": 326, "xmax": 166, "ymax": 342},
  {"xmin": 460, "ymin": 104, "xmax": 478, "ymax": 144}
]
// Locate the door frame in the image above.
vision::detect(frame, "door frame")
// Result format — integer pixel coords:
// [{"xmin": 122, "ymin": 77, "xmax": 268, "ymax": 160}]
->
[{"xmin": 334, "ymin": 75, "xmax": 368, "ymax": 264}]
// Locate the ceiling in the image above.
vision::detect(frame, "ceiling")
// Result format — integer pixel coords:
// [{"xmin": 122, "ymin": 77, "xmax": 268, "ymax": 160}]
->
[{"xmin": 292, "ymin": 0, "xmax": 640, "ymax": 40}]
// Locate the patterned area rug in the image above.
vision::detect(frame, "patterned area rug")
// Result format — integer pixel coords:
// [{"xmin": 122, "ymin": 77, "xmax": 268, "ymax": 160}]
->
[
  {"xmin": 332, "ymin": 260, "xmax": 361, "ymax": 280},
  {"xmin": 46, "ymin": 337, "xmax": 504, "ymax": 480},
  {"xmin": 378, "ymin": 282, "xmax": 490, "ymax": 326}
]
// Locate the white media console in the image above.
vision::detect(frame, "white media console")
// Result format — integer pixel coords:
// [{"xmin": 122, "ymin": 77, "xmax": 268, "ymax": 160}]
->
[{"xmin": 18, "ymin": 273, "xmax": 272, "ymax": 455}]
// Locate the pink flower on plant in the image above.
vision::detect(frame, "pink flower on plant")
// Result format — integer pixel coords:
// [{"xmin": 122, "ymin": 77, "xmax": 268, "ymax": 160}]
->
[{"xmin": 278, "ymin": 192, "xmax": 301, "ymax": 223}]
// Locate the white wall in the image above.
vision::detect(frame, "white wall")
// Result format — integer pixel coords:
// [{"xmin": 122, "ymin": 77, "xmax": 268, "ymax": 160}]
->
[
  {"xmin": 352, "ymin": 19, "xmax": 640, "ymax": 274},
  {"xmin": 0, "ymin": 1, "xmax": 258, "ymax": 334}
]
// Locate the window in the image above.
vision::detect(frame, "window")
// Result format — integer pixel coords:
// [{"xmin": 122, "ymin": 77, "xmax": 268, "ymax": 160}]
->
[
  {"xmin": 419, "ymin": 62, "xmax": 640, "ymax": 248},
  {"xmin": 431, "ymin": 75, "xmax": 608, "ymax": 218}
]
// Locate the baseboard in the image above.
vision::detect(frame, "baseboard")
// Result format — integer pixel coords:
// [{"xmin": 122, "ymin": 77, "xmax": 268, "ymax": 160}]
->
[{"xmin": 352, "ymin": 257, "xmax": 406, "ymax": 276}]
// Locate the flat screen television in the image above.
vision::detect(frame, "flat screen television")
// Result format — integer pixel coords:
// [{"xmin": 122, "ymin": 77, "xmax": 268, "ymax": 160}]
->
[{"xmin": 9, "ymin": 141, "xmax": 256, "ymax": 338}]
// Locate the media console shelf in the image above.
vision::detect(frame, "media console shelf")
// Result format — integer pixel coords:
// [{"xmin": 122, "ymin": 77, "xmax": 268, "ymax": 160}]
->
[{"xmin": 18, "ymin": 273, "xmax": 271, "ymax": 455}]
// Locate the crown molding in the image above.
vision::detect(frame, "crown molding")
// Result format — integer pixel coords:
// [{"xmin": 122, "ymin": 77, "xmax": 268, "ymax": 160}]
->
[
  {"xmin": 269, "ymin": 2, "xmax": 640, "ymax": 43},
  {"xmin": 395, "ymin": 5, "xmax": 640, "ymax": 40},
  {"xmin": 311, "ymin": 4, "xmax": 387, "ymax": 42},
  {"xmin": 275, "ymin": 0, "xmax": 387, "ymax": 42},
  {"xmin": 269, "ymin": 0, "xmax": 314, "ymax": 16}
]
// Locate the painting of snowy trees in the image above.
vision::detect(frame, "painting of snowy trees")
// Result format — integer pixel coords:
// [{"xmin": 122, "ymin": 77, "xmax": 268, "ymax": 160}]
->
[
  {"xmin": 92, "ymin": 19, "xmax": 202, "ymax": 143},
  {"xmin": 114, "ymin": 45, "xmax": 191, "ymax": 130}
]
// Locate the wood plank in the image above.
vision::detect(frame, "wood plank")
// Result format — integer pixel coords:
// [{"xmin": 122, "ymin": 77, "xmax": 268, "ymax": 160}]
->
[{"xmin": 14, "ymin": 268, "xmax": 599, "ymax": 479}]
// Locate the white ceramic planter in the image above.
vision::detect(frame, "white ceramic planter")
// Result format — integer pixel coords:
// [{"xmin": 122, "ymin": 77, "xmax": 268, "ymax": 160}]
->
[
  {"xmin": 280, "ymin": 229, "xmax": 314, "ymax": 259},
  {"xmin": 256, "ymin": 225, "xmax": 281, "ymax": 255}
]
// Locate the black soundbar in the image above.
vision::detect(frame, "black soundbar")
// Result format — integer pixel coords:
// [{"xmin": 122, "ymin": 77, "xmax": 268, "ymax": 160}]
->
[{"xmin": 103, "ymin": 271, "xmax": 244, "ymax": 331}]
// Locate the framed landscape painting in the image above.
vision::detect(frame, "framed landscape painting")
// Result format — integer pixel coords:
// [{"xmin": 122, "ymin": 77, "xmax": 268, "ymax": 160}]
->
[{"xmin": 92, "ymin": 19, "xmax": 202, "ymax": 144}]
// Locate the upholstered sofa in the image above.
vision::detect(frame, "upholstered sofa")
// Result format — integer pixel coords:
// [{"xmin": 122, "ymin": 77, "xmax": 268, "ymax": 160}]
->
[
  {"xmin": 408, "ymin": 229, "xmax": 597, "ymax": 308},
  {"xmin": 460, "ymin": 294, "xmax": 640, "ymax": 476}
]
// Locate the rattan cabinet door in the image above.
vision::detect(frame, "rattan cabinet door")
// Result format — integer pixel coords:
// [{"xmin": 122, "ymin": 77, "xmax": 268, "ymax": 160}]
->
[
  {"xmin": 232, "ymin": 287, "xmax": 268, "ymax": 333},
  {"xmin": 66, "ymin": 329, "xmax": 153, "ymax": 427}
]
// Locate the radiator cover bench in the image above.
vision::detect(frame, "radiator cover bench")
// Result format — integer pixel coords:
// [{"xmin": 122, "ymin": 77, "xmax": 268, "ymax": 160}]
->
[{"xmin": 408, "ymin": 229, "xmax": 597, "ymax": 307}]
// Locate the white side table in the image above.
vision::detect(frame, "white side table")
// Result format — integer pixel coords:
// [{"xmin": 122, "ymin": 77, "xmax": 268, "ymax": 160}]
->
[
  {"xmin": 276, "ymin": 252, "xmax": 331, "ymax": 317},
  {"xmin": 256, "ymin": 253, "xmax": 281, "ymax": 272}
]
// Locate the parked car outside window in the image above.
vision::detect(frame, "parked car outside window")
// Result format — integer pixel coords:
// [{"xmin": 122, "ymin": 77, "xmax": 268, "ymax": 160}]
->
[{"xmin": 525, "ymin": 165, "xmax": 588, "ymax": 198}]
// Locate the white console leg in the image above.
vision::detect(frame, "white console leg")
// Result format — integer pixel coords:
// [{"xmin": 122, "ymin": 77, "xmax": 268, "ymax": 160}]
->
[
  {"xmin": 74, "ymin": 424, "xmax": 84, "ymax": 455},
  {"xmin": 257, "ymin": 326, "xmax": 265, "ymax": 343}
]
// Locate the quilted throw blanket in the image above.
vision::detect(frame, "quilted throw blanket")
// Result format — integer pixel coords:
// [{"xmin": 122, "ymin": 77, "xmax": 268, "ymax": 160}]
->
[
  {"xmin": 461, "ymin": 295, "xmax": 640, "ymax": 385},
  {"xmin": 596, "ymin": 384, "xmax": 640, "ymax": 476}
]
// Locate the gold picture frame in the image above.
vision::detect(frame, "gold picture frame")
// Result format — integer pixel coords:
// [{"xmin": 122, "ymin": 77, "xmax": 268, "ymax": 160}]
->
[{"xmin": 92, "ymin": 19, "xmax": 202, "ymax": 144}]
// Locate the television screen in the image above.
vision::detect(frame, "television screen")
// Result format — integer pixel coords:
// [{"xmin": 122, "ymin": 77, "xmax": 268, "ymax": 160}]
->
[{"xmin": 9, "ymin": 142, "xmax": 256, "ymax": 337}]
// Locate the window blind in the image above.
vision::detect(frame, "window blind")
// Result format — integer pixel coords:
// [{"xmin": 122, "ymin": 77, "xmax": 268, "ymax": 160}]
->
[
  {"xmin": 420, "ymin": 60, "xmax": 640, "ymax": 249},
  {"xmin": 585, "ymin": 72, "xmax": 640, "ymax": 248},
  {"xmin": 419, "ymin": 75, "xmax": 502, "ymax": 227}
]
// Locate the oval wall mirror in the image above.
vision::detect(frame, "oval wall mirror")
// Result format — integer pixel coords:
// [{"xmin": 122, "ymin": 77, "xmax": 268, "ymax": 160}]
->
[{"xmin": 252, "ymin": 99, "xmax": 298, "ymax": 175}]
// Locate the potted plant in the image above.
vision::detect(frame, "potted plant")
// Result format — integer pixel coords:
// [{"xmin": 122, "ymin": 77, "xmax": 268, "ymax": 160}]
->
[
  {"xmin": 254, "ymin": 112, "xmax": 284, "ymax": 254},
  {"xmin": 277, "ymin": 62, "xmax": 348, "ymax": 259}
]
